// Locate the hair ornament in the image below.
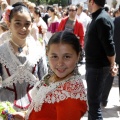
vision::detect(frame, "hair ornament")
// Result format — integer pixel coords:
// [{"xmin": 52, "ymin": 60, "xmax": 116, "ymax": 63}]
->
[{"xmin": 3, "ymin": 6, "xmax": 14, "ymax": 23}]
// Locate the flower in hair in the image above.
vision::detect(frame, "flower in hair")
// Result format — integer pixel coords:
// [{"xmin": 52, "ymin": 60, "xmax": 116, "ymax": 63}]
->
[{"xmin": 3, "ymin": 6, "xmax": 14, "ymax": 23}]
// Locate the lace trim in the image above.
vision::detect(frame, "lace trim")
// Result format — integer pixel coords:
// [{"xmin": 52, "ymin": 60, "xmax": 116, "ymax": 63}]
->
[
  {"xmin": 0, "ymin": 40, "xmax": 42, "ymax": 87},
  {"xmin": 2, "ymin": 68, "xmax": 39, "ymax": 87},
  {"xmin": 0, "ymin": 42, "xmax": 16, "ymax": 74},
  {"xmin": 0, "ymin": 39, "xmax": 42, "ymax": 73},
  {"xmin": 26, "ymin": 75, "xmax": 86, "ymax": 119}
]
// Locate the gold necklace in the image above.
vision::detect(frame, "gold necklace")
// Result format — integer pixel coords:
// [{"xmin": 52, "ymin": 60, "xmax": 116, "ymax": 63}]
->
[{"xmin": 10, "ymin": 40, "xmax": 26, "ymax": 53}]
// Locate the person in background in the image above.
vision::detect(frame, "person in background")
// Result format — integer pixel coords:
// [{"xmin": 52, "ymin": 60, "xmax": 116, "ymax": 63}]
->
[
  {"xmin": 57, "ymin": 6, "xmax": 63, "ymax": 20},
  {"xmin": 62, "ymin": 8, "xmax": 69, "ymax": 18},
  {"xmin": 113, "ymin": 8, "xmax": 120, "ymax": 95},
  {"xmin": 0, "ymin": 0, "xmax": 8, "ymax": 12},
  {"xmin": 13, "ymin": 31, "xmax": 87, "ymax": 120},
  {"xmin": 57, "ymin": 4, "xmax": 84, "ymax": 49},
  {"xmin": 42, "ymin": 6, "xmax": 50, "ymax": 25},
  {"xmin": 27, "ymin": 1, "xmax": 36, "ymax": 14},
  {"xmin": 85, "ymin": 0, "xmax": 118, "ymax": 119},
  {"xmin": 39, "ymin": 5, "xmax": 45, "ymax": 18},
  {"xmin": 47, "ymin": 7, "xmax": 60, "ymax": 40},
  {"xmin": 0, "ymin": 2, "xmax": 47, "ymax": 116},
  {"xmin": 0, "ymin": 0, "xmax": 8, "ymax": 19},
  {"xmin": 0, "ymin": 20, "xmax": 8, "ymax": 44},
  {"xmin": 76, "ymin": 2, "xmax": 91, "ymax": 32},
  {"xmin": 32, "ymin": 7, "xmax": 48, "ymax": 46},
  {"xmin": 102, "ymin": 4, "xmax": 120, "ymax": 106},
  {"xmin": 0, "ymin": 20, "xmax": 8, "ymax": 34},
  {"xmin": 113, "ymin": 6, "xmax": 120, "ymax": 17}
]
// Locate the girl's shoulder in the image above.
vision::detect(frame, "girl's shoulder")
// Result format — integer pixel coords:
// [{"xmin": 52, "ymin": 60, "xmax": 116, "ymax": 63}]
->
[
  {"xmin": 57, "ymin": 75, "xmax": 84, "ymax": 92},
  {"xmin": 0, "ymin": 31, "xmax": 10, "ymax": 44},
  {"xmin": 44, "ymin": 75, "xmax": 87, "ymax": 103}
]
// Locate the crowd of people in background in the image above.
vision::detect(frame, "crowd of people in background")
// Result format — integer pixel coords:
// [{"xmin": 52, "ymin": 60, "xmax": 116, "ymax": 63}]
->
[
  {"xmin": 0, "ymin": 0, "xmax": 120, "ymax": 47},
  {"xmin": 0, "ymin": 0, "xmax": 120, "ymax": 120}
]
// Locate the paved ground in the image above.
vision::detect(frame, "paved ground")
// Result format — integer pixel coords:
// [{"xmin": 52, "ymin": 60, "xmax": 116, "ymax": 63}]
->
[{"xmin": 78, "ymin": 64, "xmax": 120, "ymax": 120}]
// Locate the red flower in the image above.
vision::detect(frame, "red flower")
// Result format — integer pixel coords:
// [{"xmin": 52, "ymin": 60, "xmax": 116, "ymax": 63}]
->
[{"xmin": 3, "ymin": 6, "xmax": 14, "ymax": 23}]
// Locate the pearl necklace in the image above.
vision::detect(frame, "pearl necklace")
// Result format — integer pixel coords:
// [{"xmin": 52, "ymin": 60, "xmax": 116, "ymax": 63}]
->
[{"xmin": 10, "ymin": 40, "xmax": 26, "ymax": 53}]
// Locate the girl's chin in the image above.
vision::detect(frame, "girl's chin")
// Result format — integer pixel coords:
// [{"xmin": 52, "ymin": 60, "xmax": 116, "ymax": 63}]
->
[{"xmin": 55, "ymin": 73, "xmax": 72, "ymax": 80}]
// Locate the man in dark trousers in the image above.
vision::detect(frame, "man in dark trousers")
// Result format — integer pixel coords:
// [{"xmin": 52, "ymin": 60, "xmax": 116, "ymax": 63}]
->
[
  {"xmin": 101, "ymin": 5, "xmax": 120, "ymax": 107},
  {"xmin": 113, "ymin": 11, "xmax": 120, "ymax": 95},
  {"xmin": 85, "ymin": 0, "xmax": 118, "ymax": 120}
]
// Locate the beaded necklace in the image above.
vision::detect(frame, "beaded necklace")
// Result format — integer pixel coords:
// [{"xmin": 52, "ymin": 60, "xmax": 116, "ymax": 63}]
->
[{"xmin": 10, "ymin": 40, "xmax": 27, "ymax": 53}]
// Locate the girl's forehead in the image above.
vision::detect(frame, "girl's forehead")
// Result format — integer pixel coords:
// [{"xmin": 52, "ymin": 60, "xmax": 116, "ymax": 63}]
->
[
  {"xmin": 12, "ymin": 11, "xmax": 31, "ymax": 20},
  {"xmin": 49, "ymin": 43, "xmax": 73, "ymax": 50}
]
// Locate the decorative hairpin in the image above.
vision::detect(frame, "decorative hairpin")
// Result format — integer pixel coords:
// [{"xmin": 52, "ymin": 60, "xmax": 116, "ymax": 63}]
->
[{"xmin": 3, "ymin": 6, "xmax": 14, "ymax": 23}]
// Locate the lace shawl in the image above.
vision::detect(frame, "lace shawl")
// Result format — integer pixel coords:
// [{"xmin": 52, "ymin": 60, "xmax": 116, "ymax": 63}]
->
[
  {"xmin": 0, "ymin": 39, "xmax": 43, "ymax": 87},
  {"xmin": 26, "ymin": 75, "xmax": 87, "ymax": 119}
]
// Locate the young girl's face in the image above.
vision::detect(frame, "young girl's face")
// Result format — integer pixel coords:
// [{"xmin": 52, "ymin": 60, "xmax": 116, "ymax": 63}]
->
[
  {"xmin": 48, "ymin": 10, "xmax": 54, "ymax": 17},
  {"xmin": 47, "ymin": 43, "xmax": 80, "ymax": 79},
  {"xmin": 9, "ymin": 11, "xmax": 32, "ymax": 41}
]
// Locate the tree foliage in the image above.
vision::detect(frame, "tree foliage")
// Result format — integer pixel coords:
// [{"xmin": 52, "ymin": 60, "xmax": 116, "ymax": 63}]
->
[{"xmin": 29, "ymin": 0, "xmax": 69, "ymax": 6}]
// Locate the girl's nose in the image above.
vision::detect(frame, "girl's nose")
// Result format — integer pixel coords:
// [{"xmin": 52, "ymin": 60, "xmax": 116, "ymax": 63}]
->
[
  {"xmin": 21, "ymin": 26, "xmax": 26, "ymax": 31},
  {"xmin": 57, "ymin": 59, "xmax": 64, "ymax": 66}
]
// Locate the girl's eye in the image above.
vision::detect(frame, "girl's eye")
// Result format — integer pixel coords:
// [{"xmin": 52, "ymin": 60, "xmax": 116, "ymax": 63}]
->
[
  {"xmin": 50, "ymin": 55, "xmax": 58, "ymax": 59},
  {"xmin": 15, "ymin": 22, "xmax": 21, "ymax": 26},
  {"xmin": 25, "ymin": 22, "xmax": 31, "ymax": 27},
  {"xmin": 64, "ymin": 55, "xmax": 71, "ymax": 59}
]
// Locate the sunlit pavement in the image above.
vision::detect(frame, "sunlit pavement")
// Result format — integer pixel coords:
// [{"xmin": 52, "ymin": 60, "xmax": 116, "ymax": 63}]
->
[{"xmin": 78, "ymin": 63, "xmax": 120, "ymax": 120}]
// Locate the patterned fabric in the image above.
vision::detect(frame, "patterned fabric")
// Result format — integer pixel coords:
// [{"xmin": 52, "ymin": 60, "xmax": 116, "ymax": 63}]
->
[
  {"xmin": 0, "ymin": 39, "xmax": 48, "ymax": 111},
  {"xmin": 26, "ymin": 75, "xmax": 87, "ymax": 119}
]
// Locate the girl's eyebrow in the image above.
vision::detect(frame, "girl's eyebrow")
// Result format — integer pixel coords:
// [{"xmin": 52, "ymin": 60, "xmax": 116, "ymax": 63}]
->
[
  {"xmin": 50, "ymin": 53, "xmax": 73, "ymax": 55},
  {"xmin": 50, "ymin": 53, "xmax": 56, "ymax": 55},
  {"xmin": 14, "ymin": 20, "xmax": 31, "ymax": 22},
  {"xmin": 14, "ymin": 20, "xmax": 21, "ymax": 21}
]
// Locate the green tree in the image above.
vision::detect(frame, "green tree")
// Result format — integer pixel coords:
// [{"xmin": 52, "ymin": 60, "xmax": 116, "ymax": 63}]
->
[{"xmin": 29, "ymin": 0, "xmax": 69, "ymax": 6}]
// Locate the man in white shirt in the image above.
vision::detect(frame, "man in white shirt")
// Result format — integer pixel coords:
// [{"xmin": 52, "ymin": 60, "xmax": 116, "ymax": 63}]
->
[{"xmin": 76, "ymin": 2, "xmax": 91, "ymax": 32}]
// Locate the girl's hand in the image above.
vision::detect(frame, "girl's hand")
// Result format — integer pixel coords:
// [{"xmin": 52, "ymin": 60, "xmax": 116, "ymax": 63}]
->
[{"xmin": 12, "ymin": 112, "xmax": 25, "ymax": 120}]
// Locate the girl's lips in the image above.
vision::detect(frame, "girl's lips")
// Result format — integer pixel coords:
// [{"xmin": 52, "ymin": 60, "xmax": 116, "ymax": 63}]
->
[
  {"xmin": 56, "ymin": 68, "xmax": 66, "ymax": 73},
  {"xmin": 19, "ymin": 33, "xmax": 26, "ymax": 35}
]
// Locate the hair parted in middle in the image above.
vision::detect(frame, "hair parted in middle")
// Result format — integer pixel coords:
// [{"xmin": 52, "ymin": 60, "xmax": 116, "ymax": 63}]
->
[
  {"xmin": 47, "ymin": 30, "xmax": 82, "ymax": 56},
  {"xmin": 8, "ymin": 2, "xmax": 33, "ymax": 22}
]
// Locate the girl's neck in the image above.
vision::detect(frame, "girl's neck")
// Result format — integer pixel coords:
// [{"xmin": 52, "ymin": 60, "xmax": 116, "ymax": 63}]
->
[
  {"xmin": 51, "ymin": 15, "xmax": 55, "ymax": 21},
  {"xmin": 49, "ymin": 71, "xmax": 74, "ymax": 83},
  {"xmin": 11, "ymin": 37, "xmax": 26, "ymax": 46},
  {"xmin": 36, "ymin": 17, "xmax": 39, "ymax": 23}
]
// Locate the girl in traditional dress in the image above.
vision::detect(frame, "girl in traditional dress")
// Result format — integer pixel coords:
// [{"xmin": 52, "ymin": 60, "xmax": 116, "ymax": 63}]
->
[
  {"xmin": 46, "ymin": 7, "xmax": 60, "ymax": 40},
  {"xmin": 0, "ymin": 2, "xmax": 48, "ymax": 113},
  {"xmin": 14, "ymin": 31, "xmax": 87, "ymax": 120},
  {"xmin": 32, "ymin": 7, "xmax": 48, "ymax": 46}
]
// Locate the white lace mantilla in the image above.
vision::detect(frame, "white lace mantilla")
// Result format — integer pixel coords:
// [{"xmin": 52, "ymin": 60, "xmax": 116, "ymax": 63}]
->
[
  {"xmin": 26, "ymin": 75, "xmax": 87, "ymax": 119},
  {"xmin": 0, "ymin": 39, "xmax": 42, "ymax": 87}
]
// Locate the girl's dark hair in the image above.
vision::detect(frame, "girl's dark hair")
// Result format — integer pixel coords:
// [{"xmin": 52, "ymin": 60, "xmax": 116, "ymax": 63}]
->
[
  {"xmin": 9, "ymin": 2, "xmax": 33, "ymax": 22},
  {"xmin": 48, "ymin": 7, "xmax": 55, "ymax": 13},
  {"xmin": 34, "ymin": 7, "xmax": 41, "ymax": 17},
  {"xmin": 48, "ymin": 7, "xmax": 58, "ymax": 17},
  {"xmin": 47, "ymin": 31, "xmax": 82, "ymax": 56}
]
